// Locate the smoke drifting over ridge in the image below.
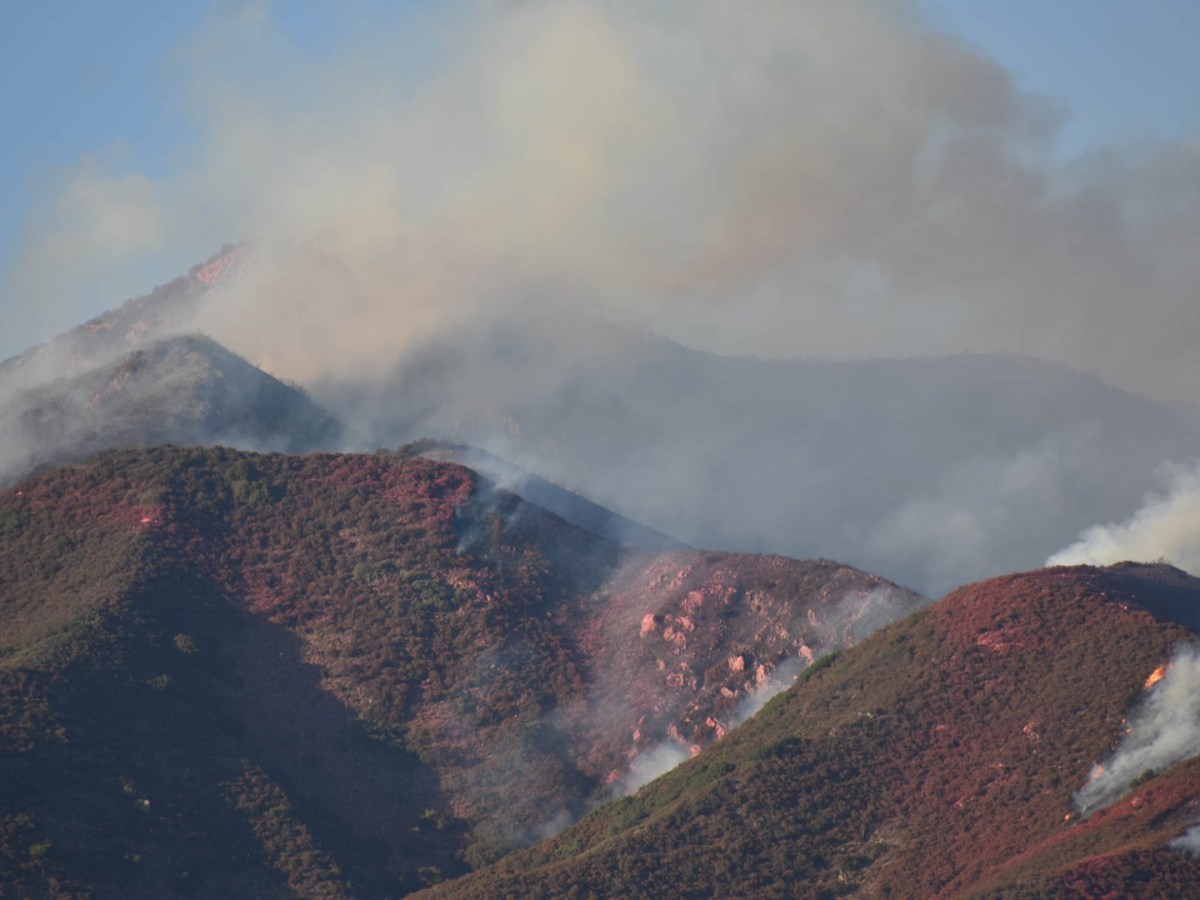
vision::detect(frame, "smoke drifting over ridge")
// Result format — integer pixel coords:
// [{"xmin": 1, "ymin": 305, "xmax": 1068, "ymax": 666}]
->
[
  {"xmin": 5, "ymin": 0, "xmax": 1200, "ymax": 405},
  {"xmin": 1049, "ymin": 463, "xmax": 1200, "ymax": 575}
]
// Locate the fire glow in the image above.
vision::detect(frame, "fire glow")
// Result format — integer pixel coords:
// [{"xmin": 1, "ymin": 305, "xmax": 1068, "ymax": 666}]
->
[{"xmin": 1144, "ymin": 664, "xmax": 1169, "ymax": 690}]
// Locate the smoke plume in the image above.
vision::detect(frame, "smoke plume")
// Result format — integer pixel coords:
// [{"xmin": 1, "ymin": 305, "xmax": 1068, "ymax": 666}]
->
[
  {"xmin": 1048, "ymin": 463, "xmax": 1200, "ymax": 575},
  {"xmin": 6, "ymin": 0, "xmax": 1200, "ymax": 406},
  {"xmin": 1173, "ymin": 825, "xmax": 1200, "ymax": 858},
  {"xmin": 1074, "ymin": 643, "xmax": 1200, "ymax": 816}
]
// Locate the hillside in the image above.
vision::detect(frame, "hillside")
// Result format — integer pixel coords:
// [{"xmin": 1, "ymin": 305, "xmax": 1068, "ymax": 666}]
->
[
  {"xmin": 0, "ymin": 335, "xmax": 339, "ymax": 487},
  {"xmin": 0, "ymin": 245, "xmax": 245, "ymax": 388},
  {"xmin": 0, "ymin": 446, "xmax": 921, "ymax": 897},
  {"xmin": 0, "ymin": 246, "xmax": 341, "ymax": 488},
  {"xmin": 422, "ymin": 563, "xmax": 1200, "ymax": 898},
  {"xmin": 416, "ymin": 442, "xmax": 686, "ymax": 552}
]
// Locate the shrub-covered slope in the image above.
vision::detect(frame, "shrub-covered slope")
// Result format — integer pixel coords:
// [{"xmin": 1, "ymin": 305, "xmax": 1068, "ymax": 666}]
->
[
  {"xmin": 422, "ymin": 564, "xmax": 1200, "ymax": 899},
  {"xmin": 0, "ymin": 446, "xmax": 921, "ymax": 897}
]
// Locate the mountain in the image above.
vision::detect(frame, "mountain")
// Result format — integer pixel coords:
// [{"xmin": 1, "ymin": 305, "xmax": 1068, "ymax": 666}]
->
[
  {"xmin": 422, "ymin": 563, "xmax": 1200, "ymax": 898},
  {"xmin": 0, "ymin": 245, "xmax": 245, "ymax": 389},
  {"xmin": 0, "ymin": 246, "xmax": 341, "ymax": 488},
  {"xmin": 0, "ymin": 446, "xmax": 922, "ymax": 897},
  {"xmin": 0, "ymin": 334, "xmax": 340, "ymax": 487},
  {"xmin": 319, "ymin": 316, "xmax": 1200, "ymax": 596}
]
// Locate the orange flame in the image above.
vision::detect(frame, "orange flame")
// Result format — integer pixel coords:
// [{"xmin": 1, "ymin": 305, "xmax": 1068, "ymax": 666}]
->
[{"xmin": 1144, "ymin": 663, "xmax": 1168, "ymax": 690}]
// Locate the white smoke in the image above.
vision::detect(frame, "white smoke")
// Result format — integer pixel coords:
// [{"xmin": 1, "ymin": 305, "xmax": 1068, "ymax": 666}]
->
[
  {"xmin": 1048, "ymin": 462, "xmax": 1200, "ymax": 575},
  {"xmin": 619, "ymin": 741, "xmax": 692, "ymax": 796},
  {"xmin": 7, "ymin": 1, "xmax": 1200, "ymax": 596},
  {"xmin": 730, "ymin": 656, "xmax": 807, "ymax": 729},
  {"xmin": 1074, "ymin": 644, "xmax": 1200, "ymax": 815},
  {"xmin": 1172, "ymin": 825, "xmax": 1200, "ymax": 857}
]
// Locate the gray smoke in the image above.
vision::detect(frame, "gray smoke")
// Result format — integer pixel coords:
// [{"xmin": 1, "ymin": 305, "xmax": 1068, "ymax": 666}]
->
[
  {"xmin": 619, "ymin": 741, "xmax": 693, "ymax": 796},
  {"xmin": 1172, "ymin": 825, "xmax": 1200, "ymax": 857},
  {"xmin": 730, "ymin": 656, "xmax": 808, "ymax": 730},
  {"xmin": 5, "ymin": 1, "xmax": 1200, "ymax": 407}
]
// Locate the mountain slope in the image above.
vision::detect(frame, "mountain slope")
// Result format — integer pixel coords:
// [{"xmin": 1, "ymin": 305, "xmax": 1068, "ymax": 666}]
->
[
  {"xmin": 0, "ymin": 245, "xmax": 245, "ymax": 388},
  {"xmin": 0, "ymin": 447, "xmax": 922, "ymax": 896},
  {"xmin": 0, "ymin": 246, "xmax": 342, "ymax": 488},
  {"xmin": 0, "ymin": 334, "xmax": 340, "ymax": 487},
  {"xmin": 421, "ymin": 563, "xmax": 1200, "ymax": 898}
]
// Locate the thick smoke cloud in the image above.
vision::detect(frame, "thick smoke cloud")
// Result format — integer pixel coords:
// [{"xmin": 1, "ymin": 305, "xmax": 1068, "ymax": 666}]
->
[
  {"xmin": 6, "ymin": 0, "xmax": 1200, "ymax": 405},
  {"xmin": 1074, "ymin": 643, "xmax": 1200, "ymax": 816},
  {"xmin": 1048, "ymin": 463, "xmax": 1200, "ymax": 575}
]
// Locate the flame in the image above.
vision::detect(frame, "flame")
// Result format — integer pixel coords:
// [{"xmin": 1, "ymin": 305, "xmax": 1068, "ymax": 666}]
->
[{"xmin": 1144, "ymin": 663, "xmax": 1169, "ymax": 690}]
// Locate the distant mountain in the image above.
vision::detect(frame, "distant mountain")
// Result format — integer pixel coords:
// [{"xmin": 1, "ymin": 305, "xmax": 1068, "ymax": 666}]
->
[
  {"xmin": 321, "ymin": 317, "xmax": 1200, "ymax": 596},
  {"xmin": 0, "ymin": 245, "xmax": 245, "ymax": 387},
  {"xmin": 0, "ymin": 447, "xmax": 921, "ymax": 896},
  {"xmin": 0, "ymin": 334, "xmax": 340, "ymax": 487},
  {"xmin": 0, "ymin": 245, "xmax": 341, "ymax": 487},
  {"xmin": 423, "ymin": 563, "xmax": 1200, "ymax": 898}
]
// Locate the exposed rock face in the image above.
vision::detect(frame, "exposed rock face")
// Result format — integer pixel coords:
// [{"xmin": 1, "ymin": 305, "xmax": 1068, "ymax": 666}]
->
[
  {"xmin": 565, "ymin": 552, "xmax": 924, "ymax": 786},
  {"xmin": 421, "ymin": 564, "xmax": 1200, "ymax": 900}
]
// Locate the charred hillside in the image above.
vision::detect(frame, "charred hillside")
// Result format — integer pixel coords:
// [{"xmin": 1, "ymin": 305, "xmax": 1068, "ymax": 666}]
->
[
  {"xmin": 423, "ymin": 564, "xmax": 1200, "ymax": 899},
  {"xmin": 0, "ymin": 447, "xmax": 921, "ymax": 896}
]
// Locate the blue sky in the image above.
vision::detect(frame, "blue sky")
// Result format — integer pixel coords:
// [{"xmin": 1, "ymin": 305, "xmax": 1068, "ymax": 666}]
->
[
  {"xmin": 932, "ymin": 0, "xmax": 1200, "ymax": 154},
  {"xmin": 2, "ymin": 1, "xmax": 1199, "ymax": 369},
  {"xmin": 0, "ymin": 2, "xmax": 424, "ymax": 277}
]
